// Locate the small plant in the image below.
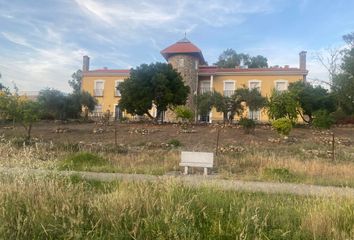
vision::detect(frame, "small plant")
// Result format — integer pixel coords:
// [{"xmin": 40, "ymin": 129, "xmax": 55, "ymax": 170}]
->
[
  {"xmin": 59, "ymin": 152, "xmax": 109, "ymax": 171},
  {"xmin": 239, "ymin": 117, "xmax": 256, "ymax": 134},
  {"xmin": 168, "ymin": 139, "xmax": 182, "ymax": 147},
  {"xmin": 263, "ymin": 168, "xmax": 298, "ymax": 182},
  {"xmin": 312, "ymin": 110, "xmax": 334, "ymax": 129},
  {"xmin": 271, "ymin": 118, "xmax": 292, "ymax": 137},
  {"xmin": 174, "ymin": 106, "xmax": 194, "ymax": 122}
]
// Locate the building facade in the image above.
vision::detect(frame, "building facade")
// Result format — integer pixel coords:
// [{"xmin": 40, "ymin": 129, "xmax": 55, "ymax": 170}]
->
[{"xmin": 82, "ymin": 37, "xmax": 308, "ymax": 122}]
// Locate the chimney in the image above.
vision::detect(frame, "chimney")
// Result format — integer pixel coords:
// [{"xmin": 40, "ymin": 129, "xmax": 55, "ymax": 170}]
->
[
  {"xmin": 299, "ymin": 51, "xmax": 307, "ymax": 71},
  {"xmin": 83, "ymin": 55, "xmax": 90, "ymax": 72}
]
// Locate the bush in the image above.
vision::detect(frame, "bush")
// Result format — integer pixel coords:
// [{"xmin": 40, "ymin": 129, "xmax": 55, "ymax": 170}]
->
[
  {"xmin": 59, "ymin": 152, "xmax": 109, "ymax": 171},
  {"xmin": 168, "ymin": 139, "xmax": 182, "ymax": 147},
  {"xmin": 271, "ymin": 118, "xmax": 292, "ymax": 137},
  {"xmin": 174, "ymin": 106, "xmax": 194, "ymax": 122},
  {"xmin": 312, "ymin": 110, "xmax": 335, "ymax": 129},
  {"xmin": 239, "ymin": 117, "xmax": 256, "ymax": 134}
]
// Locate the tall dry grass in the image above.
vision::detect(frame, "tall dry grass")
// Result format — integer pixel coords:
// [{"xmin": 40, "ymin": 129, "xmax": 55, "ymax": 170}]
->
[{"xmin": 0, "ymin": 174, "xmax": 353, "ymax": 239}]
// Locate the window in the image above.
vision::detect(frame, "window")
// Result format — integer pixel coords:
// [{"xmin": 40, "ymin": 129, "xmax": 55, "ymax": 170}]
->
[
  {"xmin": 223, "ymin": 80, "xmax": 235, "ymax": 97},
  {"xmin": 94, "ymin": 80, "xmax": 104, "ymax": 97},
  {"xmin": 115, "ymin": 80, "xmax": 124, "ymax": 96},
  {"xmin": 93, "ymin": 104, "xmax": 103, "ymax": 117},
  {"xmin": 249, "ymin": 109, "xmax": 261, "ymax": 121},
  {"xmin": 275, "ymin": 80, "xmax": 288, "ymax": 91},
  {"xmin": 200, "ymin": 81, "xmax": 211, "ymax": 94},
  {"xmin": 249, "ymin": 80, "xmax": 261, "ymax": 92}
]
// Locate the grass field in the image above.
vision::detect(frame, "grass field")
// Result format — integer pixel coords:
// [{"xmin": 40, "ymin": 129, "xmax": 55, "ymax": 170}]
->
[{"xmin": 0, "ymin": 174, "xmax": 353, "ymax": 239}]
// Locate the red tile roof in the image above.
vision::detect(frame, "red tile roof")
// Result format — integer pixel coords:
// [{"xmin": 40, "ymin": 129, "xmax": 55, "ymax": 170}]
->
[
  {"xmin": 198, "ymin": 66, "xmax": 308, "ymax": 75},
  {"xmin": 89, "ymin": 69, "xmax": 130, "ymax": 74},
  {"xmin": 161, "ymin": 37, "xmax": 206, "ymax": 64}
]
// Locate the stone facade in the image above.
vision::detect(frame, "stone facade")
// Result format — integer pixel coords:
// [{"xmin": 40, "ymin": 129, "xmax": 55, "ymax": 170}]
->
[{"xmin": 167, "ymin": 54, "xmax": 199, "ymax": 109}]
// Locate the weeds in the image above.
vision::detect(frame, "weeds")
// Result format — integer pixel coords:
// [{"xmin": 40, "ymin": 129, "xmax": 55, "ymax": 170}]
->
[{"xmin": 0, "ymin": 175, "xmax": 353, "ymax": 239}]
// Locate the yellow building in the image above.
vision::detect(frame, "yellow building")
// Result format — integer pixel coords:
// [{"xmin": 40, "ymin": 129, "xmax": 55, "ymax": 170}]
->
[{"xmin": 82, "ymin": 37, "xmax": 308, "ymax": 122}]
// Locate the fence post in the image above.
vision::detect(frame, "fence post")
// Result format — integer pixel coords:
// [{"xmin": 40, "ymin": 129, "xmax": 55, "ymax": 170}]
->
[{"xmin": 332, "ymin": 132, "xmax": 335, "ymax": 161}]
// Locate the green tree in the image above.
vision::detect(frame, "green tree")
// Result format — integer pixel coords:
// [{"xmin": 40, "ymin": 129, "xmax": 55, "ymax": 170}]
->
[
  {"xmin": 0, "ymin": 73, "xmax": 5, "ymax": 91},
  {"xmin": 68, "ymin": 70, "xmax": 83, "ymax": 93},
  {"xmin": 267, "ymin": 90, "xmax": 299, "ymax": 122},
  {"xmin": 248, "ymin": 55, "xmax": 268, "ymax": 68},
  {"xmin": 174, "ymin": 105, "xmax": 194, "ymax": 122},
  {"xmin": 289, "ymin": 81, "xmax": 336, "ymax": 123},
  {"xmin": 213, "ymin": 91, "xmax": 243, "ymax": 123},
  {"xmin": 37, "ymin": 89, "xmax": 97, "ymax": 120},
  {"xmin": 0, "ymin": 93, "xmax": 41, "ymax": 140},
  {"xmin": 215, "ymin": 49, "xmax": 268, "ymax": 68},
  {"xmin": 332, "ymin": 33, "xmax": 354, "ymax": 115},
  {"xmin": 195, "ymin": 92, "xmax": 214, "ymax": 119},
  {"xmin": 118, "ymin": 63, "xmax": 189, "ymax": 121},
  {"xmin": 38, "ymin": 88, "xmax": 66, "ymax": 119}
]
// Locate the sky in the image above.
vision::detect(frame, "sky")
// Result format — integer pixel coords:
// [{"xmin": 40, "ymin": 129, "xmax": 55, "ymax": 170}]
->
[{"xmin": 0, "ymin": 0, "xmax": 353, "ymax": 92}]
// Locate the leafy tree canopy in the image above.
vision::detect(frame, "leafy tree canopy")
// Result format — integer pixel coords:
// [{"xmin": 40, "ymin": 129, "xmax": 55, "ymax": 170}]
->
[
  {"xmin": 267, "ymin": 90, "xmax": 299, "ymax": 122},
  {"xmin": 68, "ymin": 70, "xmax": 83, "ymax": 93},
  {"xmin": 118, "ymin": 62, "xmax": 190, "ymax": 120},
  {"xmin": 215, "ymin": 48, "xmax": 268, "ymax": 68},
  {"xmin": 288, "ymin": 81, "xmax": 336, "ymax": 123},
  {"xmin": 332, "ymin": 32, "xmax": 354, "ymax": 115}
]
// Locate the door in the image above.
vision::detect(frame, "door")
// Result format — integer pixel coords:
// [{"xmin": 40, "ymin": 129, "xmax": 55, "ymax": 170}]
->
[{"xmin": 115, "ymin": 105, "xmax": 122, "ymax": 120}]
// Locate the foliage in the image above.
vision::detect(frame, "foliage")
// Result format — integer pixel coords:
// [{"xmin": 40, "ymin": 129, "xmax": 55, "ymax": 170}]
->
[
  {"xmin": 238, "ymin": 117, "xmax": 256, "ymax": 134},
  {"xmin": 0, "ymin": 72, "xmax": 5, "ymax": 91},
  {"xmin": 271, "ymin": 118, "xmax": 293, "ymax": 137},
  {"xmin": 195, "ymin": 92, "xmax": 214, "ymax": 117},
  {"xmin": 37, "ymin": 89, "xmax": 97, "ymax": 120},
  {"xmin": 0, "ymin": 93, "xmax": 41, "ymax": 140},
  {"xmin": 37, "ymin": 88, "xmax": 66, "ymax": 119},
  {"xmin": 213, "ymin": 91, "xmax": 243, "ymax": 123},
  {"xmin": 59, "ymin": 152, "xmax": 109, "ymax": 171},
  {"xmin": 331, "ymin": 33, "xmax": 354, "ymax": 115},
  {"xmin": 215, "ymin": 48, "xmax": 268, "ymax": 68},
  {"xmin": 289, "ymin": 81, "xmax": 336, "ymax": 123},
  {"xmin": 312, "ymin": 110, "xmax": 334, "ymax": 129},
  {"xmin": 236, "ymin": 88, "xmax": 267, "ymax": 112},
  {"xmin": 68, "ymin": 69, "xmax": 83, "ymax": 93},
  {"xmin": 174, "ymin": 105, "xmax": 194, "ymax": 122},
  {"xmin": 167, "ymin": 139, "xmax": 182, "ymax": 147},
  {"xmin": 267, "ymin": 90, "xmax": 299, "ymax": 122},
  {"xmin": 263, "ymin": 168, "xmax": 298, "ymax": 183},
  {"xmin": 118, "ymin": 63, "xmax": 189, "ymax": 121}
]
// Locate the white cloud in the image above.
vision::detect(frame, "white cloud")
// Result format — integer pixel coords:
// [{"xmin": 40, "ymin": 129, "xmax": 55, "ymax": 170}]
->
[{"xmin": 1, "ymin": 32, "xmax": 31, "ymax": 47}]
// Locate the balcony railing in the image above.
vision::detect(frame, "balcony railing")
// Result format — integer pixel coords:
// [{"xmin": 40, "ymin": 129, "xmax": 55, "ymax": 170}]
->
[
  {"xmin": 94, "ymin": 89, "xmax": 104, "ymax": 97},
  {"xmin": 200, "ymin": 87, "xmax": 211, "ymax": 94},
  {"xmin": 223, "ymin": 90, "xmax": 235, "ymax": 97}
]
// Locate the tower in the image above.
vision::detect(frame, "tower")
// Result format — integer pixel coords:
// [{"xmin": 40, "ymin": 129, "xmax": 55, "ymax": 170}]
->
[{"xmin": 161, "ymin": 37, "xmax": 206, "ymax": 109}]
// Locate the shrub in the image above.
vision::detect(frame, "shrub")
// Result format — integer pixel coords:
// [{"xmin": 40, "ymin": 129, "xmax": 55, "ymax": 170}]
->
[
  {"xmin": 271, "ymin": 118, "xmax": 292, "ymax": 137},
  {"xmin": 263, "ymin": 168, "xmax": 298, "ymax": 182},
  {"xmin": 174, "ymin": 106, "xmax": 194, "ymax": 122},
  {"xmin": 168, "ymin": 139, "xmax": 182, "ymax": 147},
  {"xmin": 312, "ymin": 110, "xmax": 334, "ymax": 129},
  {"xmin": 239, "ymin": 117, "xmax": 256, "ymax": 134},
  {"xmin": 59, "ymin": 152, "xmax": 109, "ymax": 171}
]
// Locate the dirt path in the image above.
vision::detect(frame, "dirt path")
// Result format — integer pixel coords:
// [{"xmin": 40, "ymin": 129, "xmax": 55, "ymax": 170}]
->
[{"xmin": 1, "ymin": 167, "xmax": 353, "ymax": 198}]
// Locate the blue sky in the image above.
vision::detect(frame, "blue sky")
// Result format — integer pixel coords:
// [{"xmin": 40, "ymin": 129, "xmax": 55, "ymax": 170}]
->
[{"xmin": 0, "ymin": 0, "xmax": 353, "ymax": 92}]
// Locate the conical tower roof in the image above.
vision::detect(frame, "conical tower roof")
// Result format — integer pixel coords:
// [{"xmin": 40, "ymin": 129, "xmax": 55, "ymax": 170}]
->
[{"xmin": 161, "ymin": 37, "xmax": 205, "ymax": 64}]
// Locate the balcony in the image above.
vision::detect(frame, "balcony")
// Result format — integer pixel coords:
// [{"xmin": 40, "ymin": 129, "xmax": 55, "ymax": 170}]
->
[
  {"xmin": 200, "ymin": 87, "xmax": 211, "ymax": 94},
  {"xmin": 223, "ymin": 90, "xmax": 235, "ymax": 97},
  {"xmin": 94, "ymin": 89, "xmax": 104, "ymax": 97}
]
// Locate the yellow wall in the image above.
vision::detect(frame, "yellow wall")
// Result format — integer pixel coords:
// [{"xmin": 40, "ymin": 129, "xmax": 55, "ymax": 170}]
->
[
  {"xmin": 82, "ymin": 76, "xmax": 126, "ymax": 115},
  {"xmin": 208, "ymin": 74, "xmax": 304, "ymax": 122},
  {"xmin": 83, "ymin": 73, "xmax": 304, "ymax": 122}
]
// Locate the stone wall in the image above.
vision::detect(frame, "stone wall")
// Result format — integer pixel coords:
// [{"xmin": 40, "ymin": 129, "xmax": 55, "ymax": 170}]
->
[{"xmin": 168, "ymin": 54, "xmax": 199, "ymax": 110}]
